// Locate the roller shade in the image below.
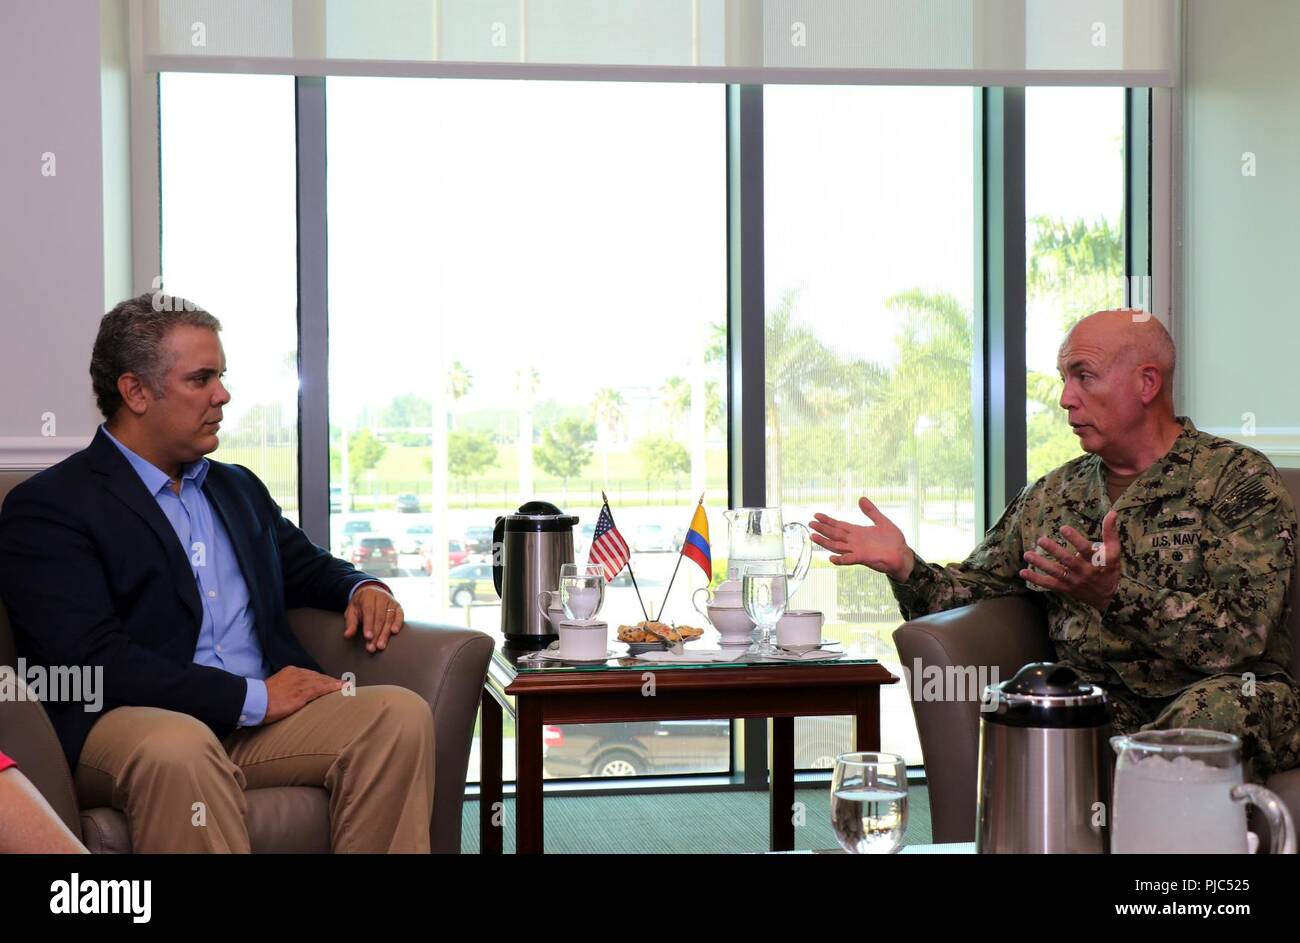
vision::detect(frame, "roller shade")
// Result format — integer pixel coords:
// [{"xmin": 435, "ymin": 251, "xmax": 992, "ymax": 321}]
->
[{"xmin": 143, "ymin": 0, "xmax": 1176, "ymax": 86}]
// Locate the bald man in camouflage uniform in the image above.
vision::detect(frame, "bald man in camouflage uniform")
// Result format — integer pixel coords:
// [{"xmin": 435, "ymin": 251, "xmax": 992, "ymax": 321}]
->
[{"xmin": 810, "ymin": 309, "xmax": 1300, "ymax": 783}]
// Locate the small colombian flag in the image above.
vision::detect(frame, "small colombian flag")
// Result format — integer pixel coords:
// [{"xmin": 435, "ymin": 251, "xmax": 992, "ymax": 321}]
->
[{"xmin": 681, "ymin": 502, "xmax": 712, "ymax": 582}]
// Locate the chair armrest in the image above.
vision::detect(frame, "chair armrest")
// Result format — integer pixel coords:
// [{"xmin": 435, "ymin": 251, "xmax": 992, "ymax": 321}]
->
[
  {"xmin": 892, "ymin": 595, "xmax": 1053, "ymax": 843},
  {"xmin": 287, "ymin": 608, "xmax": 494, "ymax": 854},
  {"xmin": 0, "ymin": 678, "xmax": 82, "ymax": 841}
]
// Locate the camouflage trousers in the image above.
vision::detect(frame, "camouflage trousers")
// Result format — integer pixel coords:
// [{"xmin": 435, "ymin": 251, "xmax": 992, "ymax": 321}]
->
[{"xmin": 1105, "ymin": 673, "xmax": 1300, "ymax": 784}]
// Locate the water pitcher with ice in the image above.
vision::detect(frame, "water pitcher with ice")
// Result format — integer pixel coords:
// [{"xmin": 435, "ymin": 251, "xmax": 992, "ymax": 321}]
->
[
  {"xmin": 1111, "ymin": 729, "xmax": 1296, "ymax": 854},
  {"xmin": 723, "ymin": 507, "xmax": 811, "ymax": 595}
]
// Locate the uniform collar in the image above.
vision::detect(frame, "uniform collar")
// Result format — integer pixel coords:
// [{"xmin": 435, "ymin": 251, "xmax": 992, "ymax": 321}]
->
[{"xmin": 1097, "ymin": 415, "xmax": 1198, "ymax": 512}]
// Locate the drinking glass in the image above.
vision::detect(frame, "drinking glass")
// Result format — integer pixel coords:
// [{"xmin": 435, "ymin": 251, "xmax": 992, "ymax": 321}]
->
[
  {"xmin": 741, "ymin": 562, "xmax": 786, "ymax": 654},
  {"xmin": 560, "ymin": 562, "xmax": 605, "ymax": 621},
  {"xmin": 831, "ymin": 752, "xmax": 909, "ymax": 854}
]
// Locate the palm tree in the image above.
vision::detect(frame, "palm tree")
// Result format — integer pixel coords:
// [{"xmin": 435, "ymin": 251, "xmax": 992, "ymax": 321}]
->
[
  {"xmin": 764, "ymin": 290, "xmax": 839, "ymax": 498},
  {"xmin": 661, "ymin": 377, "xmax": 690, "ymax": 424},
  {"xmin": 591, "ymin": 387, "xmax": 625, "ymax": 486},
  {"xmin": 447, "ymin": 360, "xmax": 472, "ymax": 431},
  {"xmin": 867, "ymin": 290, "xmax": 974, "ymax": 543}
]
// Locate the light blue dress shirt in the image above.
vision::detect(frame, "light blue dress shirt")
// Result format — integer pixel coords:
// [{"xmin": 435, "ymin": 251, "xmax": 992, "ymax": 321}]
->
[{"xmin": 102, "ymin": 425, "xmax": 378, "ymax": 727}]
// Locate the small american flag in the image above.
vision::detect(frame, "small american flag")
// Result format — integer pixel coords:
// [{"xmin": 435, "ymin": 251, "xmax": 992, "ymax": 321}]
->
[{"xmin": 588, "ymin": 502, "xmax": 630, "ymax": 582}]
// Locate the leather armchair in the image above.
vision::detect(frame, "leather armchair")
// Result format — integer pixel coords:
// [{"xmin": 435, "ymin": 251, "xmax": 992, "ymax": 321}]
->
[
  {"xmin": 0, "ymin": 600, "xmax": 493, "ymax": 853},
  {"xmin": 895, "ymin": 467, "xmax": 1300, "ymax": 845}
]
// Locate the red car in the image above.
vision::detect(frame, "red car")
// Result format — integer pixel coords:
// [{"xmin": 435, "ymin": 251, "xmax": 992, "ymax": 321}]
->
[
  {"xmin": 423, "ymin": 539, "xmax": 469, "ymax": 575},
  {"xmin": 350, "ymin": 536, "xmax": 399, "ymax": 578}
]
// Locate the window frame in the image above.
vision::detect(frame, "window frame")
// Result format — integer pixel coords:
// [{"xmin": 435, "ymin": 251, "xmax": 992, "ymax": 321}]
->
[{"xmin": 152, "ymin": 74, "xmax": 1153, "ymax": 802}]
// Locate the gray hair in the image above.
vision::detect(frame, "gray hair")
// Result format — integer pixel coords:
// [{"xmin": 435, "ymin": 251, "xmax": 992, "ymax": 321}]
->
[{"xmin": 90, "ymin": 292, "xmax": 221, "ymax": 420}]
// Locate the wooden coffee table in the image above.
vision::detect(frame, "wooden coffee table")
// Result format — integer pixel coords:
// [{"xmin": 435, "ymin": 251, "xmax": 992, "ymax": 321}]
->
[{"xmin": 478, "ymin": 640, "xmax": 898, "ymax": 854}]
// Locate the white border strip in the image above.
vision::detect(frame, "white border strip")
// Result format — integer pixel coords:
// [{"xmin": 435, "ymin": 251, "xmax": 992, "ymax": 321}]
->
[{"xmin": 141, "ymin": 55, "xmax": 1176, "ymax": 87}]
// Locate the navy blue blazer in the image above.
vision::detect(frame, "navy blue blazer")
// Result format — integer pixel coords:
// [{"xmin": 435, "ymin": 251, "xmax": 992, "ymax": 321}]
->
[{"xmin": 0, "ymin": 427, "xmax": 372, "ymax": 770}]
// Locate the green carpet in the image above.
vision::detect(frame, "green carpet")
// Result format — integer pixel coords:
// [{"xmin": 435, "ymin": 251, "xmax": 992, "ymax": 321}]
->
[{"xmin": 460, "ymin": 782, "xmax": 932, "ymax": 854}]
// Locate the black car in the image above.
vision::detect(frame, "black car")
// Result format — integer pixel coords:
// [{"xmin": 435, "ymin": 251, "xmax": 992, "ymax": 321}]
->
[
  {"xmin": 448, "ymin": 562, "xmax": 495, "ymax": 607},
  {"xmin": 541, "ymin": 716, "xmax": 854, "ymax": 778}
]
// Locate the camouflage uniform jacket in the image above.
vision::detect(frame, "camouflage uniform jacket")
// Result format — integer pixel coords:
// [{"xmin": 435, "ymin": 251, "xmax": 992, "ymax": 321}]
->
[{"xmin": 889, "ymin": 416, "xmax": 1296, "ymax": 697}]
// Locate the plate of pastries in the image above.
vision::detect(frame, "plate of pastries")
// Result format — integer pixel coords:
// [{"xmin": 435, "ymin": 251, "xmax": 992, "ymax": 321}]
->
[{"xmin": 617, "ymin": 620, "xmax": 705, "ymax": 653}]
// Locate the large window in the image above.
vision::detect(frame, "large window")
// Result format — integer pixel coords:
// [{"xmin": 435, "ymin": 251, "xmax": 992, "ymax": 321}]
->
[
  {"xmin": 157, "ymin": 74, "xmax": 1141, "ymax": 791},
  {"xmin": 159, "ymin": 73, "xmax": 300, "ymax": 518},
  {"xmin": 1024, "ymin": 88, "xmax": 1127, "ymax": 482},
  {"xmin": 765, "ymin": 86, "xmax": 977, "ymax": 767},
  {"xmin": 325, "ymin": 78, "xmax": 727, "ymax": 779}
]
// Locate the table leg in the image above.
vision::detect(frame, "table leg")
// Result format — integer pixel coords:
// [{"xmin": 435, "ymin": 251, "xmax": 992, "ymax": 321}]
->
[
  {"xmin": 479, "ymin": 689, "xmax": 502, "ymax": 855},
  {"xmin": 769, "ymin": 716, "xmax": 795, "ymax": 852},
  {"xmin": 516, "ymin": 696, "xmax": 545, "ymax": 854},
  {"xmin": 855, "ymin": 687, "xmax": 881, "ymax": 752}
]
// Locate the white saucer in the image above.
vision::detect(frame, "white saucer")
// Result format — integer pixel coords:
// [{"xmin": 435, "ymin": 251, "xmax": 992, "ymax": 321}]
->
[{"xmin": 517, "ymin": 644, "xmax": 616, "ymax": 665}]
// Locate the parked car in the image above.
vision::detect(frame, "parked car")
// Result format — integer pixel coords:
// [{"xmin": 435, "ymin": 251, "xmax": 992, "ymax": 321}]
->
[
  {"xmin": 349, "ymin": 536, "xmax": 399, "ymax": 578},
  {"xmin": 423, "ymin": 539, "xmax": 469, "ymax": 575},
  {"xmin": 329, "ymin": 483, "xmax": 343, "ymax": 514},
  {"xmin": 541, "ymin": 716, "xmax": 854, "ymax": 778},
  {"xmin": 632, "ymin": 523, "xmax": 675, "ymax": 552},
  {"xmin": 399, "ymin": 523, "xmax": 432, "ymax": 555},
  {"xmin": 338, "ymin": 518, "xmax": 372, "ymax": 552},
  {"xmin": 448, "ymin": 562, "xmax": 495, "ymax": 607},
  {"xmin": 573, "ymin": 522, "xmax": 596, "ymax": 557},
  {"xmin": 395, "ymin": 493, "xmax": 422, "ymax": 514},
  {"xmin": 465, "ymin": 525, "xmax": 494, "ymax": 555}
]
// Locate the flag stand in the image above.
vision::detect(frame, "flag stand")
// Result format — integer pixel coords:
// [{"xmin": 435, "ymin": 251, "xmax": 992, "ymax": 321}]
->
[
  {"xmin": 602, "ymin": 491, "xmax": 649, "ymax": 623},
  {"xmin": 656, "ymin": 492, "xmax": 705, "ymax": 623}
]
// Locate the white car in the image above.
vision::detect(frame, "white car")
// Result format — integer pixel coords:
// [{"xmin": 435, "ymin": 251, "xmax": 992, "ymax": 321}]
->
[{"xmin": 633, "ymin": 524, "xmax": 676, "ymax": 553}]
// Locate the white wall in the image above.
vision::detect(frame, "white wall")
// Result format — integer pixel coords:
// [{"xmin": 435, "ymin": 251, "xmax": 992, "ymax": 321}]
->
[
  {"xmin": 1182, "ymin": 0, "xmax": 1300, "ymax": 465},
  {"xmin": 0, "ymin": 0, "xmax": 128, "ymax": 467}
]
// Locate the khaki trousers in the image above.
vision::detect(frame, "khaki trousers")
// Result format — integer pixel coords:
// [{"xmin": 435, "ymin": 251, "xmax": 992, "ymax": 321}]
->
[{"xmin": 73, "ymin": 685, "xmax": 435, "ymax": 853}]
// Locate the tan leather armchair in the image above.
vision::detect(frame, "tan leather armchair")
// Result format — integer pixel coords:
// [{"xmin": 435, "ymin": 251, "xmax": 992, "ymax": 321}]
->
[
  {"xmin": 0, "ymin": 600, "xmax": 493, "ymax": 853},
  {"xmin": 895, "ymin": 468, "xmax": 1300, "ymax": 844}
]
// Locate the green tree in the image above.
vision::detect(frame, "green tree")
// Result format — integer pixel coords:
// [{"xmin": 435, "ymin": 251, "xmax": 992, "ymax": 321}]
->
[
  {"xmin": 534, "ymin": 417, "xmax": 596, "ymax": 502},
  {"xmin": 765, "ymin": 289, "xmax": 841, "ymax": 495},
  {"xmin": 380, "ymin": 393, "xmax": 432, "ymax": 431},
  {"xmin": 1026, "ymin": 214, "xmax": 1124, "ymax": 480},
  {"xmin": 636, "ymin": 435, "xmax": 690, "ymax": 482},
  {"xmin": 444, "ymin": 430, "xmax": 498, "ymax": 485},
  {"xmin": 448, "ymin": 360, "xmax": 473, "ymax": 401},
  {"xmin": 661, "ymin": 376, "xmax": 690, "ymax": 423},
  {"xmin": 705, "ymin": 320, "xmax": 726, "ymax": 366},
  {"xmin": 661, "ymin": 375, "xmax": 724, "ymax": 438},
  {"xmin": 867, "ymin": 290, "xmax": 975, "ymax": 541},
  {"xmin": 348, "ymin": 428, "xmax": 386, "ymax": 492}
]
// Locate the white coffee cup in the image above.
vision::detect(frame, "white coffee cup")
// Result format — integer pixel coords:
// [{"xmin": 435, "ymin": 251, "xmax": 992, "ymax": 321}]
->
[
  {"xmin": 776, "ymin": 610, "xmax": 823, "ymax": 648},
  {"xmin": 558, "ymin": 620, "xmax": 608, "ymax": 660}
]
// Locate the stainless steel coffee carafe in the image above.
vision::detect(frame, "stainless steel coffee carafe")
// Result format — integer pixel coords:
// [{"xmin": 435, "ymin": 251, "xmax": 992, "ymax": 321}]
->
[
  {"xmin": 976, "ymin": 662, "xmax": 1112, "ymax": 853},
  {"xmin": 492, "ymin": 501, "xmax": 578, "ymax": 646}
]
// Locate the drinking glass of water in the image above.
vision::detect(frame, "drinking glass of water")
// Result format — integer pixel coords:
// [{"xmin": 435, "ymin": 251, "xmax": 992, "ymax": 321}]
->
[
  {"xmin": 741, "ymin": 562, "xmax": 786, "ymax": 654},
  {"xmin": 831, "ymin": 752, "xmax": 909, "ymax": 854},
  {"xmin": 560, "ymin": 563, "xmax": 605, "ymax": 621}
]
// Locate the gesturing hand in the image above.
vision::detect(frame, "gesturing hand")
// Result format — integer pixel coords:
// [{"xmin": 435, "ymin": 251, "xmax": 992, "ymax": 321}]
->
[
  {"xmin": 809, "ymin": 496, "xmax": 915, "ymax": 581},
  {"xmin": 1020, "ymin": 509, "xmax": 1122, "ymax": 612}
]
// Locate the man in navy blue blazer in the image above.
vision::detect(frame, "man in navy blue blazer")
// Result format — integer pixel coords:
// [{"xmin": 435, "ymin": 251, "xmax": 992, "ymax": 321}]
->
[{"xmin": 0, "ymin": 293, "xmax": 435, "ymax": 852}]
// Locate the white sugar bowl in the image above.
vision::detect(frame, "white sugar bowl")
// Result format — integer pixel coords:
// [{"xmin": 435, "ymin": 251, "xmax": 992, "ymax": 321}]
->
[
  {"xmin": 693, "ymin": 578, "xmax": 743, "ymax": 615},
  {"xmin": 707, "ymin": 605, "xmax": 755, "ymax": 645}
]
